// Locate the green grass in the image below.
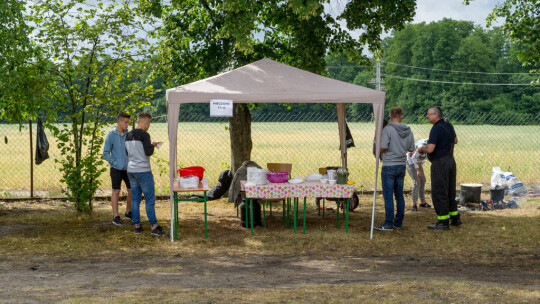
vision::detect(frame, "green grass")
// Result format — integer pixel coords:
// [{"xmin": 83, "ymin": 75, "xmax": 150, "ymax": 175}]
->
[
  {"xmin": 58, "ymin": 282, "xmax": 539, "ymax": 304},
  {"xmin": 1, "ymin": 196, "xmax": 538, "ymax": 265},
  {"xmin": 1, "ymin": 122, "xmax": 539, "ymax": 194}
]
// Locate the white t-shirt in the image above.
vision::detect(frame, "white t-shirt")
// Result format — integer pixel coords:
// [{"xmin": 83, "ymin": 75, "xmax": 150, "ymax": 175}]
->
[{"xmin": 406, "ymin": 138, "xmax": 428, "ymax": 168}]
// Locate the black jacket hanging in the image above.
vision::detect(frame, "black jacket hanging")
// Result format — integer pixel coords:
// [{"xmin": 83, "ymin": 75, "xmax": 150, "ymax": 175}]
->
[
  {"xmin": 35, "ymin": 117, "xmax": 49, "ymax": 165},
  {"xmin": 345, "ymin": 122, "xmax": 355, "ymax": 148}
]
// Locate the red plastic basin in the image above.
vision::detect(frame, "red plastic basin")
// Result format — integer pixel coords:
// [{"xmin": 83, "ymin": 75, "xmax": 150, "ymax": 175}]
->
[{"xmin": 178, "ymin": 166, "xmax": 205, "ymax": 180}]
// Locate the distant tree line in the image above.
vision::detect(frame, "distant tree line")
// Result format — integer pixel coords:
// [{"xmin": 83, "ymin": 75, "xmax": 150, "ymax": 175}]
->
[{"xmin": 143, "ymin": 19, "xmax": 538, "ymax": 122}]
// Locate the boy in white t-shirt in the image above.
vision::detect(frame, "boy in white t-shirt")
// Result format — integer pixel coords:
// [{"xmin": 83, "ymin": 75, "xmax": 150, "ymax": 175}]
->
[{"xmin": 406, "ymin": 138, "xmax": 431, "ymax": 211}]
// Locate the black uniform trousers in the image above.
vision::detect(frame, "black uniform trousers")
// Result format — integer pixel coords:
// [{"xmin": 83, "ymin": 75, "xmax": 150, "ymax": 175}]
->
[{"xmin": 430, "ymin": 155, "xmax": 457, "ymax": 218}]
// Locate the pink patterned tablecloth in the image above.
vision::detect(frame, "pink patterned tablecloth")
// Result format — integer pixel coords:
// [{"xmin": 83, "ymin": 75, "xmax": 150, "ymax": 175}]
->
[{"xmin": 244, "ymin": 181, "xmax": 355, "ymax": 199}]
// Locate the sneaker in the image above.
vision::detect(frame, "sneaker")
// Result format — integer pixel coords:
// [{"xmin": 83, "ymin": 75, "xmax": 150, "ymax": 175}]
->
[
  {"xmin": 134, "ymin": 226, "xmax": 143, "ymax": 234},
  {"xmin": 419, "ymin": 203, "xmax": 432, "ymax": 208},
  {"xmin": 112, "ymin": 216, "xmax": 124, "ymax": 226},
  {"xmin": 124, "ymin": 212, "xmax": 132, "ymax": 221},
  {"xmin": 411, "ymin": 205, "xmax": 418, "ymax": 211},
  {"xmin": 427, "ymin": 220, "xmax": 449, "ymax": 230},
  {"xmin": 151, "ymin": 225, "xmax": 165, "ymax": 237},
  {"xmin": 393, "ymin": 225, "xmax": 402, "ymax": 230},
  {"xmin": 374, "ymin": 225, "xmax": 393, "ymax": 231}
]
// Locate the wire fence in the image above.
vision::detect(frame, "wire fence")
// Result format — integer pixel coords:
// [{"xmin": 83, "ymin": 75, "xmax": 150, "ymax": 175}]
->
[{"xmin": 1, "ymin": 110, "xmax": 539, "ymax": 198}]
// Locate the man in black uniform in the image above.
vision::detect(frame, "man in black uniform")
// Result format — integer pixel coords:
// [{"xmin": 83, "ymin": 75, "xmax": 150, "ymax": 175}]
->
[{"xmin": 419, "ymin": 106, "xmax": 462, "ymax": 230}]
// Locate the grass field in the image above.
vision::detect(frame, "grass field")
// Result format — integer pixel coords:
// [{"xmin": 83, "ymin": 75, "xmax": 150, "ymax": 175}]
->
[
  {"xmin": 1, "ymin": 122, "xmax": 539, "ymax": 195},
  {"xmin": 0, "ymin": 195, "xmax": 538, "ymax": 302}
]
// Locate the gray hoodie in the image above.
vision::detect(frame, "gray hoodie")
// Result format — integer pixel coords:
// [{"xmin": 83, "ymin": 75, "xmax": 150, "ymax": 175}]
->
[
  {"xmin": 103, "ymin": 128, "xmax": 128, "ymax": 170},
  {"xmin": 380, "ymin": 122, "xmax": 415, "ymax": 166}
]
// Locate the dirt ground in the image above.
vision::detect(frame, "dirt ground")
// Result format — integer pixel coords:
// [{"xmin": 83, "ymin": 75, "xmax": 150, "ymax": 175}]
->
[
  {"xmin": 1, "ymin": 248, "xmax": 538, "ymax": 303},
  {"xmin": 1, "ymin": 198, "xmax": 539, "ymax": 303}
]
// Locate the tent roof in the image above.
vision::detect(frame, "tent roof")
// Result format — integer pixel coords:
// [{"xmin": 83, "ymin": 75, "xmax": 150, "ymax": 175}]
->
[{"xmin": 166, "ymin": 58, "xmax": 385, "ymax": 104}]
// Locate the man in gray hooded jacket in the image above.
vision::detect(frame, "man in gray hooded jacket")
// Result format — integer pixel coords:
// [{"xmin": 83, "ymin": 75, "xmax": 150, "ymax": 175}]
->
[
  {"xmin": 103, "ymin": 113, "xmax": 132, "ymax": 226},
  {"xmin": 374, "ymin": 107, "xmax": 415, "ymax": 231}
]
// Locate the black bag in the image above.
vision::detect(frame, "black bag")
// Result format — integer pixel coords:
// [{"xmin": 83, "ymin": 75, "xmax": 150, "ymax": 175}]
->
[
  {"xmin": 35, "ymin": 117, "xmax": 49, "ymax": 165},
  {"xmin": 206, "ymin": 170, "xmax": 232, "ymax": 200},
  {"xmin": 340, "ymin": 193, "xmax": 359, "ymax": 211},
  {"xmin": 240, "ymin": 198, "xmax": 262, "ymax": 228},
  {"xmin": 190, "ymin": 170, "xmax": 232, "ymax": 201}
]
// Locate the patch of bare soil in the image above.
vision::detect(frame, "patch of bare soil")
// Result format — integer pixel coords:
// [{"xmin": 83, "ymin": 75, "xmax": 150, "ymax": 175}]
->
[
  {"xmin": 0, "ymin": 224, "xmax": 39, "ymax": 237},
  {"xmin": 0, "ymin": 252, "xmax": 538, "ymax": 303}
]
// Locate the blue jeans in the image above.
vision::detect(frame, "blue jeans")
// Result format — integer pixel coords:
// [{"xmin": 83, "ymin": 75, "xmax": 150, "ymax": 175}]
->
[
  {"xmin": 128, "ymin": 171, "xmax": 157, "ymax": 227},
  {"xmin": 381, "ymin": 165, "xmax": 406, "ymax": 228}
]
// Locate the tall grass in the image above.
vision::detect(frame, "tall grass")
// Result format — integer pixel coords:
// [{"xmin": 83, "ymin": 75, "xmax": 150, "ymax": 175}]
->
[{"xmin": 1, "ymin": 122, "xmax": 539, "ymax": 195}]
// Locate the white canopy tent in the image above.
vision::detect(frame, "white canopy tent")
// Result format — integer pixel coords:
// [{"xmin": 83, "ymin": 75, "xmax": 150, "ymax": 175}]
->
[{"xmin": 166, "ymin": 58, "xmax": 385, "ymax": 241}]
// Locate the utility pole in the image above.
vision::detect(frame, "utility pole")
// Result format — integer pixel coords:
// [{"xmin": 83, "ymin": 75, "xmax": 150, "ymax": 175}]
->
[{"xmin": 376, "ymin": 60, "xmax": 381, "ymax": 91}]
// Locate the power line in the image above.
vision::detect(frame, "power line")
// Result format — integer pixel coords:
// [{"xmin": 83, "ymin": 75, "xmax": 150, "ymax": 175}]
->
[
  {"xmin": 382, "ymin": 74, "xmax": 534, "ymax": 86},
  {"xmin": 381, "ymin": 61, "xmax": 532, "ymax": 75}
]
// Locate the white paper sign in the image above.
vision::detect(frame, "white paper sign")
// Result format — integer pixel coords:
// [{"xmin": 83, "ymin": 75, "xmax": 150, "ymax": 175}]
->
[{"xmin": 210, "ymin": 99, "xmax": 233, "ymax": 117}]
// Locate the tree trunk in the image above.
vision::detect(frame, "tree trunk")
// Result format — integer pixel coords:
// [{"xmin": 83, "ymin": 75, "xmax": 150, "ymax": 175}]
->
[{"xmin": 228, "ymin": 104, "xmax": 252, "ymax": 175}]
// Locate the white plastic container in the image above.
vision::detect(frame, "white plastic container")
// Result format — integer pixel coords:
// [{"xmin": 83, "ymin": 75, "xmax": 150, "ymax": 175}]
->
[
  {"xmin": 180, "ymin": 176, "xmax": 199, "ymax": 189},
  {"xmin": 247, "ymin": 167, "xmax": 268, "ymax": 185},
  {"xmin": 327, "ymin": 170, "xmax": 337, "ymax": 180}
]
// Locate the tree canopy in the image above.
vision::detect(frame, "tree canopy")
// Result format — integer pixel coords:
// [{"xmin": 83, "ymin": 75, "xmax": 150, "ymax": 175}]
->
[
  {"xmin": 469, "ymin": 0, "xmax": 539, "ymax": 82},
  {"xmin": 381, "ymin": 19, "xmax": 539, "ymax": 116},
  {"xmin": 0, "ymin": 0, "xmax": 44, "ymax": 123},
  {"xmin": 142, "ymin": 0, "xmax": 416, "ymax": 86}
]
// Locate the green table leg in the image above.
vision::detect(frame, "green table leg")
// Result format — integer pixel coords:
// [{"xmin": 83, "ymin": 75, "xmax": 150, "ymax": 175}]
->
[
  {"xmin": 336, "ymin": 201, "xmax": 340, "ymax": 228},
  {"xmin": 204, "ymin": 191, "xmax": 207, "ymax": 238},
  {"xmin": 250, "ymin": 198, "xmax": 254, "ymax": 236},
  {"xmin": 323, "ymin": 198, "xmax": 325, "ymax": 218},
  {"xmin": 282, "ymin": 200, "xmax": 285, "ymax": 227},
  {"xmin": 346, "ymin": 198, "xmax": 349, "ymax": 233},
  {"xmin": 245, "ymin": 198, "xmax": 248, "ymax": 229},
  {"xmin": 318, "ymin": 198, "xmax": 320, "ymax": 216},
  {"xmin": 263, "ymin": 201, "xmax": 266, "ymax": 227},
  {"xmin": 303, "ymin": 197, "xmax": 307, "ymax": 234},
  {"xmin": 270, "ymin": 202, "xmax": 272, "ymax": 216},
  {"xmin": 293, "ymin": 198, "xmax": 297, "ymax": 234},
  {"xmin": 285, "ymin": 198, "xmax": 291, "ymax": 228}
]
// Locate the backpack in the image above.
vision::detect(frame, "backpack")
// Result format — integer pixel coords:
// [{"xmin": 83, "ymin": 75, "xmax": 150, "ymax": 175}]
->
[{"xmin": 340, "ymin": 193, "xmax": 359, "ymax": 211}]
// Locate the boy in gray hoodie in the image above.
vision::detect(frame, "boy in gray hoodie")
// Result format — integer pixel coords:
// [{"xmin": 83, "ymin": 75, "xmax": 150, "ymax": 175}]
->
[
  {"xmin": 374, "ymin": 107, "xmax": 415, "ymax": 231},
  {"xmin": 103, "ymin": 113, "xmax": 132, "ymax": 226}
]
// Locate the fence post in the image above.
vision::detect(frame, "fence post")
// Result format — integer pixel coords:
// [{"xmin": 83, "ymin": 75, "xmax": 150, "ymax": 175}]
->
[{"xmin": 29, "ymin": 119, "xmax": 34, "ymax": 198}]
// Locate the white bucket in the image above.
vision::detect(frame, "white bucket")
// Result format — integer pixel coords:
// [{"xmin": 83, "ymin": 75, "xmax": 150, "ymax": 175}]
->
[
  {"xmin": 247, "ymin": 167, "xmax": 268, "ymax": 185},
  {"xmin": 327, "ymin": 169, "xmax": 337, "ymax": 181}
]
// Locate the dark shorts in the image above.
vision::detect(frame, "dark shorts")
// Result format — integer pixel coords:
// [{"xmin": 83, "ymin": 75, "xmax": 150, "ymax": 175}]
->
[{"xmin": 110, "ymin": 168, "xmax": 131, "ymax": 191}]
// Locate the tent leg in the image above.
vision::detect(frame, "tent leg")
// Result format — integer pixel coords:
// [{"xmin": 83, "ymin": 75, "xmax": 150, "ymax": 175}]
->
[{"xmin": 370, "ymin": 158, "xmax": 380, "ymax": 240}]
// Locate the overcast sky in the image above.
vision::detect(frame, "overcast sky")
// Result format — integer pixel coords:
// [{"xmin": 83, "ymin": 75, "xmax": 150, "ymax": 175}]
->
[{"xmin": 413, "ymin": 0, "xmax": 504, "ymax": 27}]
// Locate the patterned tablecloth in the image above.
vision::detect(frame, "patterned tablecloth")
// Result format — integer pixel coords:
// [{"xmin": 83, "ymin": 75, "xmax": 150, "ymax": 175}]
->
[{"xmin": 244, "ymin": 181, "xmax": 355, "ymax": 199}]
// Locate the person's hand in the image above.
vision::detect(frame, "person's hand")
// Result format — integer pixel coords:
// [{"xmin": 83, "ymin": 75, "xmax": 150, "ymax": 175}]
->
[
  {"xmin": 417, "ymin": 170, "xmax": 424, "ymax": 179},
  {"xmin": 151, "ymin": 141, "xmax": 158, "ymax": 147},
  {"xmin": 417, "ymin": 146, "xmax": 425, "ymax": 153}
]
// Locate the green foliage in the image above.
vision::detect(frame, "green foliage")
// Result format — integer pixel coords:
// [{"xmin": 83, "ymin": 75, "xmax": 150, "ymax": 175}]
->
[
  {"xmin": 0, "ymin": 0, "xmax": 45, "ymax": 123},
  {"xmin": 154, "ymin": 155, "xmax": 169, "ymax": 177},
  {"xmin": 485, "ymin": 0, "xmax": 539, "ymax": 82},
  {"xmin": 145, "ymin": 0, "xmax": 415, "ymax": 85},
  {"xmin": 381, "ymin": 19, "xmax": 539, "ymax": 118},
  {"xmin": 29, "ymin": 0, "xmax": 155, "ymax": 211}
]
